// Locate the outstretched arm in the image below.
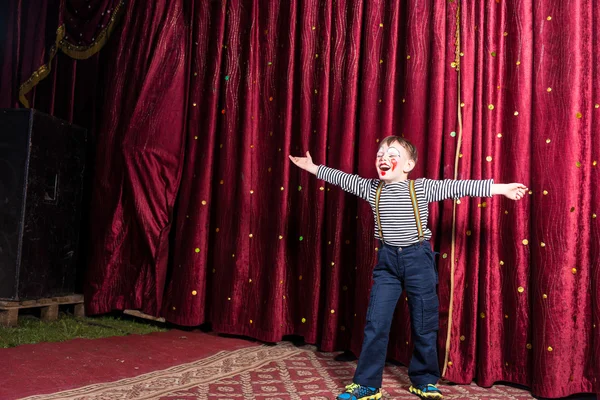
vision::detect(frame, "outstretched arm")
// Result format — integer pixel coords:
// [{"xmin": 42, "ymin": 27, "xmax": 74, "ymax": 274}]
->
[
  {"xmin": 422, "ymin": 178, "xmax": 494, "ymax": 202},
  {"xmin": 289, "ymin": 152, "xmax": 373, "ymax": 201},
  {"xmin": 422, "ymin": 178, "xmax": 528, "ymax": 202},
  {"xmin": 491, "ymin": 183, "xmax": 529, "ymax": 200},
  {"xmin": 288, "ymin": 152, "xmax": 320, "ymax": 175}
]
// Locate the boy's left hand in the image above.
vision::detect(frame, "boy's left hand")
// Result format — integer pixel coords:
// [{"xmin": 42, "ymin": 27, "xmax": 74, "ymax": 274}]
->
[{"xmin": 497, "ymin": 183, "xmax": 528, "ymax": 200}]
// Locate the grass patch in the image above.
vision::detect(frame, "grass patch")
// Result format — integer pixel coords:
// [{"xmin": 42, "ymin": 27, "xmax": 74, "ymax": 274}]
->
[{"xmin": 0, "ymin": 312, "xmax": 167, "ymax": 348}]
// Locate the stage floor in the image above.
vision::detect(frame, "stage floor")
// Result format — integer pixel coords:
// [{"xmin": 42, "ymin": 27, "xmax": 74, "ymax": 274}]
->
[{"xmin": 0, "ymin": 330, "xmax": 558, "ymax": 399}]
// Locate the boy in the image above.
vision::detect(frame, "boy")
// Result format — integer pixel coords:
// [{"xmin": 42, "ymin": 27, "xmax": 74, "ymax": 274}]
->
[{"xmin": 289, "ymin": 136, "xmax": 527, "ymax": 400}]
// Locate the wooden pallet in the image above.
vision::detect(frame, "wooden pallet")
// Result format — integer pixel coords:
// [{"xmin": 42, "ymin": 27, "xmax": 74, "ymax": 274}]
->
[{"xmin": 0, "ymin": 294, "xmax": 84, "ymax": 327}]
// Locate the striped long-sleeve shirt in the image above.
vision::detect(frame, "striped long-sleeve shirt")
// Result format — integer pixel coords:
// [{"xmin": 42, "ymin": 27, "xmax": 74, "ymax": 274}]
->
[{"xmin": 317, "ymin": 165, "xmax": 493, "ymax": 247}]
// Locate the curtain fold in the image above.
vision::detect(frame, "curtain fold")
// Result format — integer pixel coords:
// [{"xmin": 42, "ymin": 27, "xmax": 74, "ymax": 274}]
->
[{"xmin": 83, "ymin": 0, "xmax": 189, "ymax": 316}]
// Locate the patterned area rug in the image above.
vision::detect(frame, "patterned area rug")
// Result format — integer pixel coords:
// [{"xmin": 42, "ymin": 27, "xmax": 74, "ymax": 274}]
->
[{"xmin": 20, "ymin": 342, "xmax": 534, "ymax": 399}]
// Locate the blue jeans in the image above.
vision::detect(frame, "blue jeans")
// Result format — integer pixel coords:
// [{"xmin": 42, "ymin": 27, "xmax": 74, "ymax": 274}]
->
[{"xmin": 353, "ymin": 241, "xmax": 440, "ymax": 388}]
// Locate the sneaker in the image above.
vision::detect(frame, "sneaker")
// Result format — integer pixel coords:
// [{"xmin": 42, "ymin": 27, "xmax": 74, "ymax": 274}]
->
[
  {"xmin": 336, "ymin": 382, "xmax": 382, "ymax": 400},
  {"xmin": 408, "ymin": 384, "xmax": 443, "ymax": 399}
]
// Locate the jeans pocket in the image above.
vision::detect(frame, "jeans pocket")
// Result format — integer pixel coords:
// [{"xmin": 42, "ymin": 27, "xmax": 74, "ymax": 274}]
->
[
  {"xmin": 420, "ymin": 294, "xmax": 439, "ymax": 334},
  {"xmin": 366, "ymin": 289, "xmax": 378, "ymax": 322}
]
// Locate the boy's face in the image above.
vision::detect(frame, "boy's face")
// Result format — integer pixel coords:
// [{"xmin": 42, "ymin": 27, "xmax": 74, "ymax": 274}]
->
[{"xmin": 375, "ymin": 141, "xmax": 414, "ymax": 182}]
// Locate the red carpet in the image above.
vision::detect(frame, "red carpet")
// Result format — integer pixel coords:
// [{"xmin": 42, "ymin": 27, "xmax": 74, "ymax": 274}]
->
[
  {"xmin": 0, "ymin": 330, "xmax": 257, "ymax": 400},
  {"xmin": 12, "ymin": 342, "xmax": 537, "ymax": 400}
]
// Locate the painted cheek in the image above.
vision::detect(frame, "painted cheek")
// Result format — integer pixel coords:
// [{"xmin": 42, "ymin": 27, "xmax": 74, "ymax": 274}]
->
[{"xmin": 391, "ymin": 158, "xmax": 398, "ymax": 171}]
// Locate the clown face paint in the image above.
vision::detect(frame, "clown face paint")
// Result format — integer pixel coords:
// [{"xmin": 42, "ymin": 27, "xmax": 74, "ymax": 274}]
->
[{"xmin": 376, "ymin": 144, "xmax": 409, "ymax": 182}]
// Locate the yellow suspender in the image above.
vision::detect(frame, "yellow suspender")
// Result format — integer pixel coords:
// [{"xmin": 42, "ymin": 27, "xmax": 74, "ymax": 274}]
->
[
  {"xmin": 375, "ymin": 180, "xmax": 424, "ymax": 243},
  {"xmin": 409, "ymin": 180, "xmax": 425, "ymax": 242},
  {"xmin": 375, "ymin": 181, "xmax": 385, "ymax": 240}
]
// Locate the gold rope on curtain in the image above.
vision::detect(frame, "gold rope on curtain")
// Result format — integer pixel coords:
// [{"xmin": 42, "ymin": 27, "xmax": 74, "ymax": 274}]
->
[
  {"xmin": 442, "ymin": 1, "xmax": 462, "ymax": 378},
  {"xmin": 18, "ymin": 1, "xmax": 125, "ymax": 108}
]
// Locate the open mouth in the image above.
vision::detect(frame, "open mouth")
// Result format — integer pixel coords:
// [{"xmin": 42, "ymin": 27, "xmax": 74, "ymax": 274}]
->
[{"xmin": 379, "ymin": 164, "xmax": 391, "ymax": 171}]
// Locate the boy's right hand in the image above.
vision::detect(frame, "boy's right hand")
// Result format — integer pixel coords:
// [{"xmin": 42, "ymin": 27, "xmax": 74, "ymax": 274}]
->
[{"xmin": 289, "ymin": 151, "xmax": 319, "ymax": 175}]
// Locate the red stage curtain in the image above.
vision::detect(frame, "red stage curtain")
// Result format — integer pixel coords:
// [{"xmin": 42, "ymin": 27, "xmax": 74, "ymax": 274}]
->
[
  {"xmin": 84, "ymin": 0, "xmax": 190, "ymax": 318},
  {"xmin": 1, "ymin": 1, "xmax": 598, "ymax": 397},
  {"xmin": 0, "ymin": 0, "xmax": 123, "ymax": 111},
  {"xmin": 0, "ymin": 0, "xmax": 61, "ymax": 110},
  {"xmin": 441, "ymin": 1, "xmax": 600, "ymax": 396}
]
